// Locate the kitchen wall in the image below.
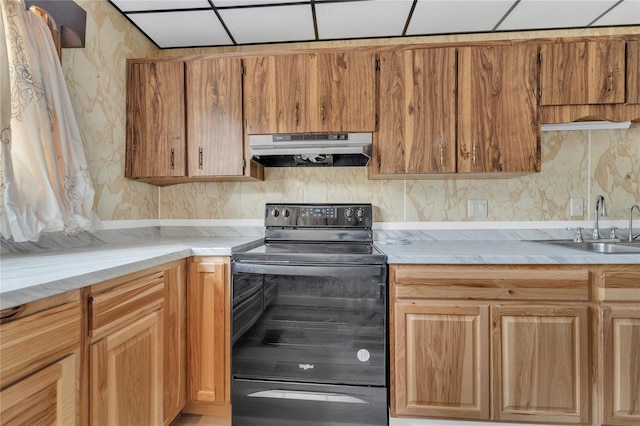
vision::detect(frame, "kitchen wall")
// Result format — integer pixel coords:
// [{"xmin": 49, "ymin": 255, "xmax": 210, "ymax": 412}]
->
[{"xmin": 18, "ymin": 0, "xmax": 640, "ymax": 224}]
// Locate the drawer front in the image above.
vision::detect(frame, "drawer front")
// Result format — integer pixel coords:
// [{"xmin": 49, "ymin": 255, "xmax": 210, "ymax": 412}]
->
[
  {"xmin": 391, "ymin": 265, "xmax": 590, "ymax": 301},
  {"xmin": 598, "ymin": 266, "xmax": 640, "ymax": 302},
  {"xmin": 90, "ymin": 272, "xmax": 164, "ymax": 338},
  {"xmin": 0, "ymin": 301, "xmax": 80, "ymax": 388}
]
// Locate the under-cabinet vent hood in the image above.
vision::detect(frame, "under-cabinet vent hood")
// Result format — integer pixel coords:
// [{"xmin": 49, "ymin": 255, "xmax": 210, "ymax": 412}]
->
[{"xmin": 249, "ymin": 133, "xmax": 372, "ymax": 167}]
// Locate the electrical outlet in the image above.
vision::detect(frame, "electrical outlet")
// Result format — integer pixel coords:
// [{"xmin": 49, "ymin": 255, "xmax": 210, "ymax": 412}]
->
[
  {"xmin": 468, "ymin": 199, "xmax": 488, "ymax": 218},
  {"xmin": 570, "ymin": 198, "xmax": 584, "ymax": 217}
]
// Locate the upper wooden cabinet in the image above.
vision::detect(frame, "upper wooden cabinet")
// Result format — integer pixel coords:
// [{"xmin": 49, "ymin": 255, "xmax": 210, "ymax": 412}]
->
[
  {"xmin": 627, "ymin": 40, "xmax": 640, "ymax": 105},
  {"xmin": 126, "ymin": 58, "xmax": 262, "ymax": 185},
  {"xmin": 458, "ymin": 44, "xmax": 540, "ymax": 174},
  {"xmin": 126, "ymin": 60, "xmax": 185, "ymax": 179},
  {"xmin": 540, "ymin": 40, "xmax": 626, "ymax": 105},
  {"xmin": 244, "ymin": 51, "xmax": 376, "ymax": 134},
  {"xmin": 374, "ymin": 47, "xmax": 457, "ymax": 176}
]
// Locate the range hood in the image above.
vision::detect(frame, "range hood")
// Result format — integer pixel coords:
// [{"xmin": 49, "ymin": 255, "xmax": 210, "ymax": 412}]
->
[{"xmin": 249, "ymin": 133, "xmax": 372, "ymax": 167}]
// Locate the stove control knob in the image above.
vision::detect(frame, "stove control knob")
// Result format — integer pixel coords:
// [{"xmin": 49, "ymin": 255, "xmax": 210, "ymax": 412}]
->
[
  {"xmin": 282, "ymin": 209, "xmax": 290, "ymax": 218},
  {"xmin": 344, "ymin": 208, "xmax": 354, "ymax": 219},
  {"xmin": 355, "ymin": 208, "xmax": 366, "ymax": 220},
  {"xmin": 271, "ymin": 208, "xmax": 280, "ymax": 217}
]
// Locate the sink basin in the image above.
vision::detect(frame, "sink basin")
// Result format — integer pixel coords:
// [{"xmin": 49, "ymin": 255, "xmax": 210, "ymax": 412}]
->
[{"xmin": 536, "ymin": 239, "xmax": 640, "ymax": 254}]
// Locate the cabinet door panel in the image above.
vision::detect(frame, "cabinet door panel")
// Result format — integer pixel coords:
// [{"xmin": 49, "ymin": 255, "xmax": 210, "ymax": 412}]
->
[
  {"xmin": 540, "ymin": 40, "xmax": 625, "ymax": 105},
  {"xmin": 317, "ymin": 52, "xmax": 376, "ymax": 132},
  {"xmin": 392, "ymin": 302, "xmax": 489, "ymax": 419},
  {"xmin": 376, "ymin": 48, "xmax": 456, "ymax": 175},
  {"xmin": 627, "ymin": 40, "xmax": 640, "ymax": 104},
  {"xmin": 603, "ymin": 306, "xmax": 640, "ymax": 425},
  {"xmin": 458, "ymin": 44, "xmax": 540, "ymax": 173},
  {"xmin": 91, "ymin": 310, "xmax": 163, "ymax": 426},
  {"xmin": 492, "ymin": 305, "xmax": 589, "ymax": 424},
  {"xmin": 187, "ymin": 58, "xmax": 243, "ymax": 177},
  {"xmin": 0, "ymin": 354, "xmax": 77, "ymax": 426},
  {"xmin": 126, "ymin": 61, "xmax": 185, "ymax": 178}
]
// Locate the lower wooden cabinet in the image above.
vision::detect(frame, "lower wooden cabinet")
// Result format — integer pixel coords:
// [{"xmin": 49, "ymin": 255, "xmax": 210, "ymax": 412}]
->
[
  {"xmin": 0, "ymin": 293, "xmax": 81, "ymax": 425},
  {"xmin": 390, "ymin": 264, "xmax": 592, "ymax": 424},
  {"xmin": 184, "ymin": 256, "xmax": 231, "ymax": 417},
  {"xmin": 491, "ymin": 304, "xmax": 589, "ymax": 424},
  {"xmin": 392, "ymin": 302, "xmax": 489, "ymax": 419}
]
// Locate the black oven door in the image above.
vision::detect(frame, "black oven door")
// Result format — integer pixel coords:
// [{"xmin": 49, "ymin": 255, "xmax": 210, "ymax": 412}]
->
[{"xmin": 231, "ymin": 262, "xmax": 387, "ymax": 387}]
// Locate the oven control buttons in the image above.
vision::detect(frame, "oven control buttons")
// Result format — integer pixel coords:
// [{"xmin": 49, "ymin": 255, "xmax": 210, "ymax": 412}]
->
[
  {"xmin": 355, "ymin": 208, "xmax": 365, "ymax": 220},
  {"xmin": 282, "ymin": 208, "xmax": 290, "ymax": 217},
  {"xmin": 271, "ymin": 208, "xmax": 280, "ymax": 217},
  {"xmin": 357, "ymin": 349, "xmax": 370, "ymax": 363},
  {"xmin": 344, "ymin": 208, "xmax": 354, "ymax": 219}
]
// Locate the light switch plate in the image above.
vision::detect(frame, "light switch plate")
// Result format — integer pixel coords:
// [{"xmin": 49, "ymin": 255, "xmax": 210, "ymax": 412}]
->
[{"xmin": 468, "ymin": 199, "xmax": 488, "ymax": 218}]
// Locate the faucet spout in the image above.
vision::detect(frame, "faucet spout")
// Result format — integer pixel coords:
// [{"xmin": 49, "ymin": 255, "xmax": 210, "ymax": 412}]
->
[
  {"xmin": 629, "ymin": 205, "xmax": 640, "ymax": 242},
  {"xmin": 593, "ymin": 195, "xmax": 607, "ymax": 240}
]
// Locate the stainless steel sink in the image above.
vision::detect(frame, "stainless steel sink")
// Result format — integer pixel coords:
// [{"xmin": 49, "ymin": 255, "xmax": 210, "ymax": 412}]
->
[{"xmin": 534, "ymin": 239, "xmax": 640, "ymax": 254}]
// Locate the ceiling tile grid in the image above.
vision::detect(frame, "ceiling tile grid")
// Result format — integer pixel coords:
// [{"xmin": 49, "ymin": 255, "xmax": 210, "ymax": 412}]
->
[{"xmin": 108, "ymin": 0, "xmax": 640, "ymax": 49}]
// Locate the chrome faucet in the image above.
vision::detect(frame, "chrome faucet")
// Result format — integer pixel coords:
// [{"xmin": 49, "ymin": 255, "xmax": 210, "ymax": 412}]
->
[
  {"xmin": 593, "ymin": 195, "xmax": 607, "ymax": 239},
  {"xmin": 629, "ymin": 205, "xmax": 640, "ymax": 242}
]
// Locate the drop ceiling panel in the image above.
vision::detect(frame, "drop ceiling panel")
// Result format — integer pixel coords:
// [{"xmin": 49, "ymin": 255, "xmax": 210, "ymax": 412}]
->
[
  {"xmin": 592, "ymin": 0, "xmax": 640, "ymax": 26},
  {"xmin": 213, "ymin": 0, "xmax": 309, "ymax": 6},
  {"xmin": 112, "ymin": 0, "xmax": 210, "ymax": 12},
  {"xmin": 498, "ymin": 0, "xmax": 620, "ymax": 30},
  {"xmin": 407, "ymin": 0, "xmax": 517, "ymax": 35},
  {"xmin": 128, "ymin": 10, "xmax": 233, "ymax": 48},
  {"xmin": 316, "ymin": 0, "xmax": 413, "ymax": 39},
  {"xmin": 219, "ymin": 4, "xmax": 315, "ymax": 44}
]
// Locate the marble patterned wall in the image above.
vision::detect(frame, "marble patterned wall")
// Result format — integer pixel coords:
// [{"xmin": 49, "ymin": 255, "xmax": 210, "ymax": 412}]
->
[
  {"xmin": 159, "ymin": 125, "xmax": 639, "ymax": 222},
  {"xmin": 9, "ymin": 0, "xmax": 636, "ymax": 223}
]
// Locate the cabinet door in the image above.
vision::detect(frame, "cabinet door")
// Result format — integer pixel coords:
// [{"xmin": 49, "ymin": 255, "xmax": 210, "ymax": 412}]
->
[
  {"xmin": 163, "ymin": 261, "xmax": 187, "ymax": 425},
  {"xmin": 243, "ymin": 55, "xmax": 314, "ymax": 134},
  {"xmin": 375, "ymin": 48, "xmax": 456, "ymax": 175},
  {"xmin": 540, "ymin": 40, "xmax": 625, "ymax": 105},
  {"xmin": 126, "ymin": 61, "xmax": 185, "ymax": 178},
  {"xmin": 458, "ymin": 44, "xmax": 540, "ymax": 173},
  {"xmin": 186, "ymin": 257, "xmax": 230, "ymax": 416},
  {"xmin": 602, "ymin": 305, "xmax": 640, "ymax": 425},
  {"xmin": 187, "ymin": 58, "xmax": 244, "ymax": 177},
  {"xmin": 627, "ymin": 40, "xmax": 640, "ymax": 104},
  {"xmin": 91, "ymin": 310, "xmax": 163, "ymax": 426},
  {"xmin": 491, "ymin": 305, "xmax": 589, "ymax": 424},
  {"xmin": 392, "ymin": 302, "xmax": 490, "ymax": 419},
  {"xmin": 0, "ymin": 354, "xmax": 77, "ymax": 425},
  {"xmin": 316, "ymin": 51, "xmax": 376, "ymax": 132}
]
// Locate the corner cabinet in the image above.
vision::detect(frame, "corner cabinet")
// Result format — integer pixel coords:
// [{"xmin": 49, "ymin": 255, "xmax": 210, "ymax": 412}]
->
[
  {"xmin": 184, "ymin": 257, "xmax": 231, "ymax": 418},
  {"xmin": 126, "ymin": 58, "xmax": 263, "ymax": 186},
  {"xmin": 390, "ymin": 264, "xmax": 590, "ymax": 424},
  {"xmin": 243, "ymin": 51, "xmax": 376, "ymax": 134},
  {"xmin": 0, "ymin": 292, "xmax": 81, "ymax": 425}
]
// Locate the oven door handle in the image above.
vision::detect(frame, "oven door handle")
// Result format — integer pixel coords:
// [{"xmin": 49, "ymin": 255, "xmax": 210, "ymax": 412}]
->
[
  {"xmin": 246, "ymin": 389, "xmax": 368, "ymax": 404},
  {"xmin": 232, "ymin": 262, "xmax": 384, "ymax": 278}
]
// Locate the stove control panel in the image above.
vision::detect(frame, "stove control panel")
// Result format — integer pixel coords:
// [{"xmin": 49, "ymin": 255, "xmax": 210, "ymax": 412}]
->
[{"xmin": 265, "ymin": 204, "xmax": 372, "ymax": 228}]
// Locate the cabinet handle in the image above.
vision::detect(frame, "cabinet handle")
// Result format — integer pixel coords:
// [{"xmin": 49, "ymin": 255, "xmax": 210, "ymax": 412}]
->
[
  {"xmin": 377, "ymin": 155, "xmax": 381, "ymax": 169},
  {"xmin": 320, "ymin": 101, "xmax": 325, "ymax": 121},
  {"xmin": 439, "ymin": 141, "xmax": 445, "ymax": 167},
  {"xmin": 295, "ymin": 102, "xmax": 299, "ymax": 125},
  {"xmin": 199, "ymin": 147, "xmax": 203, "ymax": 169},
  {"xmin": 607, "ymin": 69, "xmax": 614, "ymax": 93},
  {"xmin": 170, "ymin": 148, "xmax": 175, "ymax": 169},
  {"xmin": 472, "ymin": 141, "xmax": 477, "ymax": 165}
]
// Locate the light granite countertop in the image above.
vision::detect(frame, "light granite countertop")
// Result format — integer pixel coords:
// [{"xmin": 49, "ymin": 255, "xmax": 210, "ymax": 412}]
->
[{"xmin": 2, "ymin": 234, "xmax": 639, "ymax": 310}]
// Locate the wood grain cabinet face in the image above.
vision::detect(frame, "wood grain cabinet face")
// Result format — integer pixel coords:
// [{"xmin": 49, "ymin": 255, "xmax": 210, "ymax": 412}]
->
[
  {"xmin": 186, "ymin": 257, "xmax": 231, "ymax": 417},
  {"xmin": 392, "ymin": 302, "xmax": 490, "ymax": 419},
  {"xmin": 126, "ymin": 61, "xmax": 185, "ymax": 179},
  {"xmin": 491, "ymin": 305, "xmax": 589, "ymax": 424},
  {"xmin": 626, "ymin": 40, "xmax": 640, "ymax": 104},
  {"xmin": 540, "ymin": 40, "xmax": 626, "ymax": 106},
  {"xmin": 186, "ymin": 58, "xmax": 244, "ymax": 177},
  {"xmin": 374, "ymin": 47, "xmax": 457, "ymax": 176},
  {"xmin": 458, "ymin": 44, "xmax": 540, "ymax": 174},
  {"xmin": 243, "ymin": 52, "xmax": 375, "ymax": 134}
]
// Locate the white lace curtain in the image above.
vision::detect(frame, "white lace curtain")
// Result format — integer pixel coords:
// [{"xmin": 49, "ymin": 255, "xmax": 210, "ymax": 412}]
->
[{"xmin": 0, "ymin": 0, "xmax": 100, "ymax": 242}]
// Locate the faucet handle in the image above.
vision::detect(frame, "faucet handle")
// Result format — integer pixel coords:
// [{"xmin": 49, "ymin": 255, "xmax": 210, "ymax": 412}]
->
[
  {"xmin": 568, "ymin": 226, "xmax": 584, "ymax": 242},
  {"xmin": 609, "ymin": 226, "xmax": 617, "ymax": 239}
]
